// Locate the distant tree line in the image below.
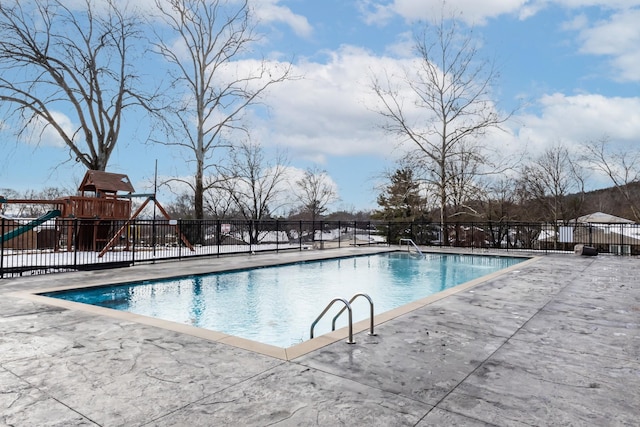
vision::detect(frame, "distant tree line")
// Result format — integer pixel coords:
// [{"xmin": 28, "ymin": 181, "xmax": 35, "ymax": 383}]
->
[{"xmin": 372, "ymin": 139, "xmax": 640, "ymax": 229}]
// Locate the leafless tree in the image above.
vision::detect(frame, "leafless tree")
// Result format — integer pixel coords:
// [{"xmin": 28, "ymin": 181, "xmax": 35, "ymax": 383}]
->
[
  {"xmin": 0, "ymin": 186, "xmax": 70, "ymax": 217},
  {"xmin": 446, "ymin": 141, "xmax": 489, "ymax": 219},
  {"xmin": 203, "ymin": 188, "xmax": 236, "ymax": 219},
  {"xmin": 582, "ymin": 136, "xmax": 640, "ymax": 222},
  {"xmin": 217, "ymin": 140, "xmax": 289, "ymax": 243},
  {"xmin": 0, "ymin": 189, "xmax": 20, "ymax": 215},
  {"xmin": 165, "ymin": 192, "xmax": 196, "ymax": 219},
  {"xmin": 152, "ymin": 0, "xmax": 293, "ymax": 219},
  {"xmin": 0, "ymin": 0, "xmax": 152, "ymax": 171},
  {"xmin": 481, "ymin": 178, "xmax": 519, "ymax": 222},
  {"xmin": 518, "ymin": 143, "xmax": 585, "ymax": 224},
  {"xmin": 295, "ymin": 166, "xmax": 339, "ymax": 222},
  {"xmin": 371, "ymin": 13, "xmax": 509, "ymax": 243}
]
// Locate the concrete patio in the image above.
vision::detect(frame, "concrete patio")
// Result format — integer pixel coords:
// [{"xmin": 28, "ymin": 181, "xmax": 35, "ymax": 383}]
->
[{"xmin": 1, "ymin": 248, "xmax": 638, "ymax": 426}]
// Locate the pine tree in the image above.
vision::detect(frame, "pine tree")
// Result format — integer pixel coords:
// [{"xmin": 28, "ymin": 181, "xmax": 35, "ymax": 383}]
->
[{"xmin": 373, "ymin": 168, "xmax": 427, "ymax": 222}]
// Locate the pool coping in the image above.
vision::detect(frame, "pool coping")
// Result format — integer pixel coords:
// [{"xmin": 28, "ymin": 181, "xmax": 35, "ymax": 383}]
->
[{"xmin": 10, "ymin": 249, "xmax": 540, "ymax": 361}]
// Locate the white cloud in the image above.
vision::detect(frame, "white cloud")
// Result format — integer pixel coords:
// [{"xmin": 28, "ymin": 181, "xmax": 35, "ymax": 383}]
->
[
  {"xmin": 359, "ymin": 0, "xmax": 530, "ymax": 26},
  {"xmin": 253, "ymin": 46, "xmax": 401, "ymax": 162},
  {"xmin": 573, "ymin": 8, "xmax": 640, "ymax": 81},
  {"xmin": 20, "ymin": 112, "xmax": 75, "ymax": 149},
  {"xmin": 541, "ymin": 0, "xmax": 640, "ymax": 8},
  {"xmin": 253, "ymin": 0, "xmax": 313, "ymax": 38},
  {"xmin": 359, "ymin": 1, "xmax": 640, "ymax": 82},
  {"xmin": 560, "ymin": 13, "xmax": 589, "ymax": 31},
  {"xmin": 515, "ymin": 93, "xmax": 640, "ymax": 152},
  {"xmin": 104, "ymin": 0, "xmax": 312, "ymax": 39},
  {"xmin": 256, "ymin": 43, "xmax": 640, "ymax": 178},
  {"xmin": 358, "ymin": 0, "xmax": 640, "ymax": 26}
]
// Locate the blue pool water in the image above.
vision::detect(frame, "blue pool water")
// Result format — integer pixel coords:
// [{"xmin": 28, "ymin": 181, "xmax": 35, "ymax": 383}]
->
[{"xmin": 43, "ymin": 252, "xmax": 526, "ymax": 348}]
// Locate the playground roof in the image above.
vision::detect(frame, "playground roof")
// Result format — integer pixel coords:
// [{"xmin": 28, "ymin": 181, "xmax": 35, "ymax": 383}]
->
[{"xmin": 78, "ymin": 170, "xmax": 135, "ymax": 195}]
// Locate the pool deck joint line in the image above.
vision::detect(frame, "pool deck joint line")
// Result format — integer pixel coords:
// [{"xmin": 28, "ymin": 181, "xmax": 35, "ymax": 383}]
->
[{"xmin": 1, "ymin": 247, "xmax": 638, "ymax": 425}]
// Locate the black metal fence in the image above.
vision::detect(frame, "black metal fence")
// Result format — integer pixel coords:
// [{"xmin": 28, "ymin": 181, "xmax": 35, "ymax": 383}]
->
[{"xmin": 1, "ymin": 218, "xmax": 637, "ymax": 278}]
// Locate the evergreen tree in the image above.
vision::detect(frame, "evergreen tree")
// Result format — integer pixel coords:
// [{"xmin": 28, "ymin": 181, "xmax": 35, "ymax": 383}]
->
[
  {"xmin": 373, "ymin": 168, "xmax": 427, "ymax": 221},
  {"xmin": 373, "ymin": 168, "xmax": 430, "ymax": 243}
]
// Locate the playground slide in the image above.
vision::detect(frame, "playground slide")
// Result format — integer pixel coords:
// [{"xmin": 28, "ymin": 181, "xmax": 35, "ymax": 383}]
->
[{"xmin": 1, "ymin": 209, "xmax": 61, "ymax": 244}]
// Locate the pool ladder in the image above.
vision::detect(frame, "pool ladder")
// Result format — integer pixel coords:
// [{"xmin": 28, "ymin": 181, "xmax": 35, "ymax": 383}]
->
[
  {"xmin": 310, "ymin": 293, "xmax": 376, "ymax": 344},
  {"xmin": 399, "ymin": 238, "xmax": 425, "ymax": 258}
]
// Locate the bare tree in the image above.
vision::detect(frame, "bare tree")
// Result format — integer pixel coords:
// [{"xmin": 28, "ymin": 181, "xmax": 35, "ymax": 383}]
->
[
  {"xmin": 446, "ymin": 141, "xmax": 489, "ymax": 219},
  {"xmin": 371, "ymin": 13, "xmax": 509, "ymax": 243},
  {"xmin": 165, "ymin": 192, "xmax": 196, "ymax": 219},
  {"xmin": 295, "ymin": 166, "xmax": 339, "ymax": 222},
  {"xmin": 481, "ymin": 178, "xmax": 519, "ymax": 222},
  {"xmin": 518, "ymin": 143, "xmax": 585, "ymax": 224},
  {"xmin": 0, "ymin": 0, "xmax": 151, "ymax": 171},
  {"xmin": 153, "ymin": 0, "xmax": 293, "ymax": 219},
  {"xmin": 582, "ymin": 136, "xmax": 640, "ymax": 222},
  {"xmin": 0, "ymin": 186, "xmax": 70, "ymax": 217},
  {"xmin": 203, "ymin": 188, "xmax": 237, "ymax": 219},
  {"xmin": 217, "ymin": 140, "xmax": 289, "ymax": 243}
]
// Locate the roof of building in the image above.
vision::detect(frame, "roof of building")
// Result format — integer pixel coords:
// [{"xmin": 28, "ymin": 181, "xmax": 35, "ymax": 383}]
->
[
  {"xmin": 78, "ymin": 170, "xmax": 135, "ymax": 194},
  {"xmin": 575, "ymin": 212, "xmax": 635, "ymax": 224}
]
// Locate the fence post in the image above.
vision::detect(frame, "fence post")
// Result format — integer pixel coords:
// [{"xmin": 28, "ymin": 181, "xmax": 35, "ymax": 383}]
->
[
  {"xmin": 387, "ymin": 221, "xmax": 390, "ymax": 246},
  {"xmin": 216, "ymin": 220, "xmax": 221, "ymax": 258},
  {"xmin": 471, "ymin": 222, "xmax": 475, "ymax": 251},
  {"xmin": 152, "ymin": 216, "xmax": 157, "ymax": 260},
  {"xmin": 620, "ymin": 223, "xmax": 624, "ymax": 255},
  {"xmin": 299, "ymin": 220, "xmax": 302, "ymax": 251},
  {"xmin": 131, "ymin": 220, "xmax": 136, "ymax": 266},
  {"xmin": 73, "ymin": 219, "xmax": 78, "ymax": 269},
  {"xmin": 1, "ymin": 217, "xmax": 4, "ymax": 279},
  {"xmin": 177, "ymin": 219, "xmax": 182, "ymax": 260},
  {"xmin": 545, "ymin": 223, "xmax": 548, "ymax": 254},
  {"xmin": 175, "ymin": 220, "xmax": 184, "ymax": 260}
]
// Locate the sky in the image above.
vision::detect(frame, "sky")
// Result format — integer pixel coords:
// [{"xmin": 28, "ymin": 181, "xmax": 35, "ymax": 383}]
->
[{"xmin": 1, "ymin": 0, "xmax": 640, "ymax": 213}]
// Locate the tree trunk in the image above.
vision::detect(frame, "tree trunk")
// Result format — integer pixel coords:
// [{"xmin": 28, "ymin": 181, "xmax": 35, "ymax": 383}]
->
[{"xmin": 195, "ymin": 161, "xmax": 204, "ymax": 220}]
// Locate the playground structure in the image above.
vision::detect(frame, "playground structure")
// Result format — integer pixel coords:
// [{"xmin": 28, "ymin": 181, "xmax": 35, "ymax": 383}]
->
[{"xmin": 1, "ymin": 170, "xmax": 194, "ymax": 256}]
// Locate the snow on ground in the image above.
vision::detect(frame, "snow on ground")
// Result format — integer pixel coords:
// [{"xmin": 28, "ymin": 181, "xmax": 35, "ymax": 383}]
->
[{"xmin": 1, "ymin": 226, "xmax": 388, "ymax": 276}]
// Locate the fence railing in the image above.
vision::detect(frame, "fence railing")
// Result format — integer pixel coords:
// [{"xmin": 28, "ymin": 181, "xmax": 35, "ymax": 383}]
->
[{"xmin": 1, "ymin": 218, "xmax": 637, "ymax": 278}]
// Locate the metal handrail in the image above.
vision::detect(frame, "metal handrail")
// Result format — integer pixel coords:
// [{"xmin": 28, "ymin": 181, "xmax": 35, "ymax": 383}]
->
[
  {"xmin": 331, "ymin": 293, "xmax": 375, "ymax": 336},
  {"xmin": 310, "ymin": 298, "xmax": 355, "ymax": 344},
  {"xmin": 399, "ymin": 238, "xmax": 424, "ymax": 257}
]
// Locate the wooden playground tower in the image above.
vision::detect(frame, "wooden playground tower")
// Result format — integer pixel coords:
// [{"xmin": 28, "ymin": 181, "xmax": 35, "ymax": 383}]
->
[{"xmin": 1, "ymin": 170, "xmax": 193, "ymax": 256}]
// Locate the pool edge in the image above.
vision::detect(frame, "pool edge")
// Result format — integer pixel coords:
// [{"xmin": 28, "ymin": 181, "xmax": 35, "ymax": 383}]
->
[{"xmin": 10, "ymin": 251, "xmax": 541, "ymax": 362}]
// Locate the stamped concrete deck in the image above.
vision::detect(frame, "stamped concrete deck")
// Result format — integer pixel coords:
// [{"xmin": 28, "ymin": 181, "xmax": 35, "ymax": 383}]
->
[{"xmin": 1, "ymin": 248, "xmax": 638, "ymax": 426}]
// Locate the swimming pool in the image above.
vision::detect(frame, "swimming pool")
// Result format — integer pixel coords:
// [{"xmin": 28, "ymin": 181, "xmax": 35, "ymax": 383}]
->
[{"xmin": 43, "ymin": 252, "xmax": 526, "ymax": 348}]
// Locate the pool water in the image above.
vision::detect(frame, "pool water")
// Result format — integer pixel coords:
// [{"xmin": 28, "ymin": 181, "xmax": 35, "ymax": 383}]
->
[{"xmin": 43, "ymin": 252, "xmax": 526, "ymax": 348}]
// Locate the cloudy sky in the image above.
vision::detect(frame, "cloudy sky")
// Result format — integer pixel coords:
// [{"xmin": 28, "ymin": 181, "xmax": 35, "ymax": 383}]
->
[{"xmin": 1, "ymin": 0, "xmax": 639, "ymax": 212}]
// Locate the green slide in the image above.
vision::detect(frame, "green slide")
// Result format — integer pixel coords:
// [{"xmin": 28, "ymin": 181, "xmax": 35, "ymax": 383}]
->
[{"xmin": 1, "ymin": 209, "xmax": 61, "ymax": 243}]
